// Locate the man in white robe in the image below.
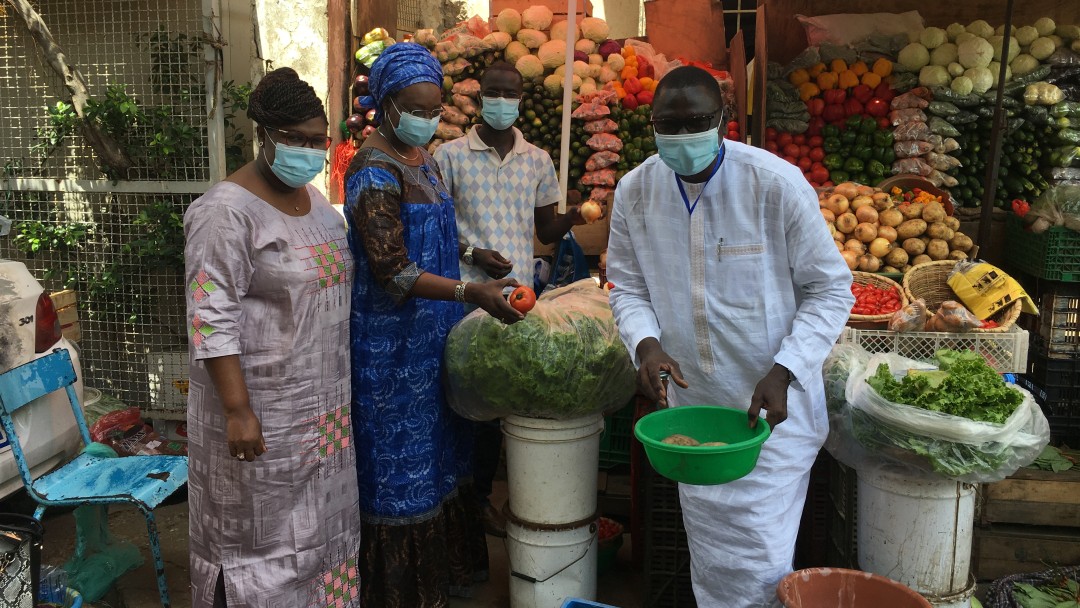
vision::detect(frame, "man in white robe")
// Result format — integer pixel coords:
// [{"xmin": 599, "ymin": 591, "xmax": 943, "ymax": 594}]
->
[{"xmin": 607, "ymin": 66, "xmax": 854, "ymax": 607}]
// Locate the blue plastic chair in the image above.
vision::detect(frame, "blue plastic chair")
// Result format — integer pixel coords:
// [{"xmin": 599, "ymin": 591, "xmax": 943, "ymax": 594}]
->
[
  {"xmin": 561, "ymin": 600, "xmax": 621, "ymax": 608},
  {"xmin": 0, "ymin": 349, "xmax": 188, "ymax": 607}
]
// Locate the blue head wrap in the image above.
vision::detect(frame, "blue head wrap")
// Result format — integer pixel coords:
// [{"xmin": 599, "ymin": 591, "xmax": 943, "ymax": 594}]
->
[{"xmin": 361, "ymin": 43, "xmax": 444, "ymax": 124}]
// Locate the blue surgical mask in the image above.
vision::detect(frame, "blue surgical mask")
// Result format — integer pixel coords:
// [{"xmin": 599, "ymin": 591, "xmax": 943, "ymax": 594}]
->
[
  {"xmin": 390, "ymin": 98, "xmax": 440, "ymax": 147},
  {"xmin": 654, "ymin": 127, "xmax": 722, "ymax": 176},
  {"xmin": 263, "ymin": 130, "xmax": 326, "ymax": 188},
  {"xmin": 481, "ymin": 97, "xmax": 520, "ymax": 131}
]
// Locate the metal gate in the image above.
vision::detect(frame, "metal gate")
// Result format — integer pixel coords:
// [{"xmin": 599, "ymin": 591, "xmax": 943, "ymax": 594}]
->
[{"xmin": 0, "ymin": 0, "xmax": 226, "ymax": 420}]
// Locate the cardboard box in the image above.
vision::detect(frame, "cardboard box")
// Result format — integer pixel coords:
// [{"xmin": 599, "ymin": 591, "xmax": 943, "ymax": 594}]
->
[{"xmin": 50, "ymin": 289, "xmax": 77, "ymax": 310}]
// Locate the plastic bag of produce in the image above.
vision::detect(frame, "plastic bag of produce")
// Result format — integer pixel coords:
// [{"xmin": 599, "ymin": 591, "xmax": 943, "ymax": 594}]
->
[
  {"xmin": 765, "ymin": 118, "xmax": 810, "ymax": 133},
  {"xmin": 891, "ymin": 92, "xmax": 929, "ymax": 110},
  {"xmin": 894, "ymin": 120, "xmax": 932, "ymax": 142},
  {"xmin": 571, "ymin": 101, "xmax": 611, "ymax": 120},
  {"xmin": 890, "ymin": 108, "xmax": 928, "ymax": 126},
  {"xmin": 836, "ymin": 351, "xmax": 1049, "ymax": 482},
  {"xmin": 925, "ymin": 152, "xmax": 962, "ymax": 171},
  {"xmin": 888, "ymin": 298, "xmax": 928, "ymax": 333},
  {"xmin": 1047, "ymin": 47, "xmax": 1080, "ymax": 66},
  {"xmin": 923, "ymin": 301, "xmax": 980, "ymax": 332},
  {"xmin": 452, "ymin": 79, "xmax": 481, "ymax": 97},
  {"xmin": 894, "ymin": 140, "xmax": 934, "ymax": 159},
  {"xmin": 452, "ymin": 93, "xmax": 479, "ymax": 116},
  {"xmin": 444, "ymin": 280, "xmax": 637, "ymax": 421},
  {"xmin": 926, "ymin": 169, "xmax": 958, "ymax": 188},
  {"xmin": 892, "ymin": 157, "xmax": 933, "ymax": 177},
  {"xmin": 927, "ymin": 116, "xmax": 961, "ymax": 137},
  {"xmin": 441, "ymin": 104, "xmax": 470, "ymax": 126},
  {"xmin": 585, "ymin": 151, "xmax": 620, "ymax": 171},
  {"xmin": 927, "ymin": 101, "xmax": 960, "ymax": 117},
  {"xmin": 580, "ymin": 169, "xmax": 617, "ymax": 187},
  {"xmin": 822, "ymin": 344, "xmax": 871, "ymax": 414},
  {"xmin": 586, "ymin": 133, "xmax": 623, "ymax": 153},
  {"xmin": 584, "ymin": 118, "xmax": 619, "ymax": 134},
  {"xmin": 435, "ymin": 122, "xmax": 465, "ymax": 140}
]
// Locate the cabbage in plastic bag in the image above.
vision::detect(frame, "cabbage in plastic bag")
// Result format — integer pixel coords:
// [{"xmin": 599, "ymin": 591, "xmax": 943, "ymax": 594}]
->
[{"xmin": 444, "ymin": 280, "xmax": 636, "ymax": 421}]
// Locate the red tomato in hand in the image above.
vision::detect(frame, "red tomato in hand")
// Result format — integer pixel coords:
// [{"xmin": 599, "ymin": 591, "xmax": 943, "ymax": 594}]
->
[{"xmin": 509, "ymin": 286, "xmax": 536, "ymax": 313}]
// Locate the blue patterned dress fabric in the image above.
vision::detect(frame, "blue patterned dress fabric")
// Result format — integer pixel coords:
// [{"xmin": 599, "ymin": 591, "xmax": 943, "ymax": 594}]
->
[{"xmin": 345, "ymin": 154, "xmax": 472, "ymax": 521}]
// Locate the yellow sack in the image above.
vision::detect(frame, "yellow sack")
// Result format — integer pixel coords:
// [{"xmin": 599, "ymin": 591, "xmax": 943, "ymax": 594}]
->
[{"xmin": 946, "ymin": 262, "xmax": 1038, "ymax": 320}]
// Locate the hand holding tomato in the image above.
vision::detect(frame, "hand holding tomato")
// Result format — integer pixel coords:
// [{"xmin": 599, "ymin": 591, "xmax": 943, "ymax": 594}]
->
[
  {"xmin": 508, "ymin": 286, "xmax": 536, "ymax": 313},
  {"xmin": 468, "ymin": 279, "xmax": 525, "ymax": 325}
]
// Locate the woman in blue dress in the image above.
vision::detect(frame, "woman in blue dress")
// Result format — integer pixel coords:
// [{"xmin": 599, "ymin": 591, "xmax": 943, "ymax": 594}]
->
[{"xmin": 343, "ymin": 43, "xmax": 524, "ymax": 607}]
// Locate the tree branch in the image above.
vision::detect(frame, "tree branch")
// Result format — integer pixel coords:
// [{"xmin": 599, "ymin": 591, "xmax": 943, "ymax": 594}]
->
[{"xmin": 6, "ymin": 0, "xmax": 133, "ymax": 173}]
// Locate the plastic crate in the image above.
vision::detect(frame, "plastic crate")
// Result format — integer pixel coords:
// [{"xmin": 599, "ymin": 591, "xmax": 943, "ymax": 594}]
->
[
  {"xmin": 1025, "ymin": 351, "xmax": 1080, "ymax": 403},
  {"xmin": 1014, "ymin": 375, "xmax": 1080, "ymax": 446},
  {"xmin": 839, "ymin": 327, "xmax": 1029, "ymax": 373},
  {"xmin": 1035, "ymin": 284, "xmax": 1080, "ymax": 356},
  {"xmin": 826, "ymin": 456, "xmax": 858, "ymax": 570},
  {"xmin": 1005, "ymin": 215, "xmax": 1080, "ymax": 282},
  {"xmin": 598, "ymin": 401, "xmax": 635, "ymax": 469},
  {"xmin": 643, "ymin": 467, "xmax": 696, "ymax": 608}
]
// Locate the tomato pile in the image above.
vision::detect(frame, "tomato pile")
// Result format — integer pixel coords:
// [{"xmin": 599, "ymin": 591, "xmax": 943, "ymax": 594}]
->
[
  {"xmin": 597, "ymin": 517, "xmax": 623, "ymax": 542},
  {"xmin": 851, "ymin": 283, "xmax": 902, "ymax": 316}
]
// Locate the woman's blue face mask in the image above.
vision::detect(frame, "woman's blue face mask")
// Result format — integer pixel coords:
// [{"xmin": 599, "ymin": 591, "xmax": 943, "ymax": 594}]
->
[
  {"xmin": 389, "ymin": 97, "xmax": 440, "ymax": 147},
  {"xmin": 263, "ymin": 128, "xmax": 326, "ymax": 188}
]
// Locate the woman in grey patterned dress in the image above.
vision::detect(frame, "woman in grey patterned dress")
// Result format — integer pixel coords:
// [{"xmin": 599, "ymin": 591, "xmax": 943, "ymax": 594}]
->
[{"xmin": 184, "ymin": 68, "xmax": 361, "ymax": 608}]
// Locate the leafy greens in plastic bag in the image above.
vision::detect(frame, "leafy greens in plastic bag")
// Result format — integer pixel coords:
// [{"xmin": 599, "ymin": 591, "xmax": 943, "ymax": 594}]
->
[{"xmin": 444, "ymin": 280, "xmax": 636, "ymax": 421}]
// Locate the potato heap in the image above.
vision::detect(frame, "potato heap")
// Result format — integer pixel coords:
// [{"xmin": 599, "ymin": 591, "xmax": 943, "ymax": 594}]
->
[{"xmin": 819, "ymin": 182, "xmax": 975, "ymax": 273}]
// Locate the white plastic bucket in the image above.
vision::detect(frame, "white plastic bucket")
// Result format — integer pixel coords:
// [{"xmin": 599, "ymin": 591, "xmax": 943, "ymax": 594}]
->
[
  {"xmin": 925, "ymin": 575, "xmax": 976, "ymax": 608},
  {"xmin": 506, "ymin": 518, "xmax": 598, "ymax": 608},
  {"xmin": 857, "ymin": 466, "xmax": 975, "ymax": 596},
  {"xmin": 502, "ymin": 415, "xmax": 604, "ymax": 525}
]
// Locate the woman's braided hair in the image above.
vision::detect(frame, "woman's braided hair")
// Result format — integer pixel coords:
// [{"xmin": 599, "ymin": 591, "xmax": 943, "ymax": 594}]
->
[{"xmin": 247, "ymin": 67, "xmax": 327, "ymax": 128}]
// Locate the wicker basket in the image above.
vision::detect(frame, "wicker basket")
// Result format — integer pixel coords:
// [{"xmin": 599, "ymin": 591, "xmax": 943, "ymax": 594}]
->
[
  {"xmin": 849, "ymin": 272, "xmax": 907, "ymax": 326},
  {"xmin": 902, "ymin": 260, "xmax": 1021, "ymax": 332}
]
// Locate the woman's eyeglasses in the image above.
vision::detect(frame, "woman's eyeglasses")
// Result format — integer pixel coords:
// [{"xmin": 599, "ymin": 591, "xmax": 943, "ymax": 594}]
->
[
  {"xmin": 650, "ymin": 112, "xmax": 721, "ymax": 135},
  {"xmin": 265, "ymin": 126, "xmax": 332, "ymax": 149},
  {"xmin": 390, "ymin": 97, "xmax": 443, "ymax": 120}
]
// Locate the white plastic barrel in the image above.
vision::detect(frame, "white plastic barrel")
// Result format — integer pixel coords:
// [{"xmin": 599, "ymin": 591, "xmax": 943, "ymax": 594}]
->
[
  {"xmin": 857, "ymin": 466, "xmax": 975, "ymax": 598},
  {"xmin": 506, "ymin": 518, "xmax": 598, "ymax": 608},
  {"xmin": 502, "ymin": 415, "xmax": 604, "ymax": 525},
  {"xmin": 925, "ymin": 576, "xmax": 976, "ymax": 608}
]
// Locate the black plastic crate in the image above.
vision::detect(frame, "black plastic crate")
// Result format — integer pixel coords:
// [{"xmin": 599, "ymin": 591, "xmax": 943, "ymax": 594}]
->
[
  {"xmin": 1015, "ymin": 375, "xmax": 1080, "ymax": 446},
  {"xmin": 643, "ymin": 468, "xmax": 696, "ymax": 607},
  {"xmin": 826, "ymin": 456, "xmax": 858, "ymax": 569}
]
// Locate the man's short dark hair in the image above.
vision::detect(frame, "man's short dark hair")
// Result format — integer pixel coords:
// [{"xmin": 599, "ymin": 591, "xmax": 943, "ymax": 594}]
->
[
  {"xmin": 653, "ymin": 66, "xmax": 723, "ymax": 106},
  {"xmin": 481, "ymin": 61, "xmax": 524, "ymax": 88}
]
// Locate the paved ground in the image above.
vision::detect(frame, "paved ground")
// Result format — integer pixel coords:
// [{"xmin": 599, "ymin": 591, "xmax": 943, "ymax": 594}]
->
[{"xmin": 36, "ymin": 479, "xmax": 644, "ymax": 608}]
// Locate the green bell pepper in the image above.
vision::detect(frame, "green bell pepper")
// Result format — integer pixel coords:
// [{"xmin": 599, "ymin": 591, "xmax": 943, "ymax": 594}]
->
[
  {"xmin": 854, "ymin": 146, "xmax": 873, "ymax": 161},
  {"xmin": 873, "ymin": 130, "xmax": 894, "ymax": 148},
  {"xmin": 881, "ymin": 148, "xmax": 896, "ymax": 165},
  {"xmin": 846, "ymin": 115, "xmax": 863, "ymax": 131},
  {"xmin": 867, "ymin": 160, "xmax": 886, "ymax": 178},
  {"xmin": 841, "ymin": 130, "xmax": 858, "ymax": 145},
  {"xmin": 843, "ymin": 158, "xmax": 864, "ymax": 173},
  {"xmin": 823, "ymin": 154, "xmax": 845, "ymax": 171},
  {"xmin": 823, "ymin": 137, "xmax": 843, "ymax": 154},
  {"xmin": 859, "ymin": 117, "xmax": 878, "ymax": 134},
  {"xmin": 854, "ymin": 133, "xmax": 871, "ymax": 148},
  {"xmin": 829, "ymin": 170, "xmax": 850, "ymax": 184},
  {"xmin": 822, "ymin": 125, "xmax": 840, "ymax": 139}
]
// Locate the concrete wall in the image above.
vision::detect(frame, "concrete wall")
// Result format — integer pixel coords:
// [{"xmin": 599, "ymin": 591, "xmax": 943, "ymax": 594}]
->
[{"xmin": 251, "ymin": 0, "xmax": 331, "ymax": 194}]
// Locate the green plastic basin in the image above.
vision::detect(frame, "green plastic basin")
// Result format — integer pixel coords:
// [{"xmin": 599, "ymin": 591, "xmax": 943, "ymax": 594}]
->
[{"xmin": 634, "ymin": 405, "xmax": 771, "ymax": 485}]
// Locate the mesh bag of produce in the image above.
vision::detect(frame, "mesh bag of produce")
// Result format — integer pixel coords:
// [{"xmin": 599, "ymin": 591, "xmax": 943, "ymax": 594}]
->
[
  {"xmin": 444, "ymin": 279, "xmax": 636, "ymax": 421},
  {"xmin": 829, "ymin": 351, "xmax": 1050, "ymax": 483}
]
